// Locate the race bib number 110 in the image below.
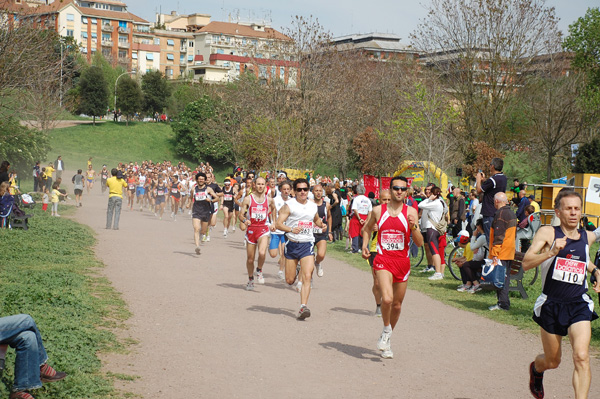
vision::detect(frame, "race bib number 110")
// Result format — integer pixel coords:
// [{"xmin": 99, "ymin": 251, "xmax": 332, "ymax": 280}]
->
[{"xmin": 552, "ymin": 257, "xmax": 586, "ymax": 285}]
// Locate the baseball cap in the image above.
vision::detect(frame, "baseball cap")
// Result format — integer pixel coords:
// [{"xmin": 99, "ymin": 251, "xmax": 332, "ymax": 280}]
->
[{"xmin": 457, "ymin": 230, "xmax": 470, "ymax": 244}]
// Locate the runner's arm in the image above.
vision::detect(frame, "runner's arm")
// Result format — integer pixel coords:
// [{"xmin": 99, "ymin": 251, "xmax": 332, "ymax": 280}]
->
[
  {"xmin": 238, "ymin": 197, "xmax": 250, "ymax": 225},
  {"xmin": 327, "ymin": 204, "xmax": 332, "ymax": 236},
  {"xmin": 522, "ymin": 226, "xmax": 560, "ymax": 271},
  {"xmin": 408, "ymin": 207, "xmax": 423, "ymax": 247},
  {"xmin": 361, "ymin": 206, "xmax": 380, "ymax": 259},
  {"xmin": 313, "ymin": 212, "xmax": 325, "ymax": 229}
]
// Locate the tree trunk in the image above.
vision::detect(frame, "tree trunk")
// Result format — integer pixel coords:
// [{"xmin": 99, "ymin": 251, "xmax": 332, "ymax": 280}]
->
[
  {"xmin": 93, "ymin": 115, "xmax": 96, "ymax": 126},
  {"xmin": 126, "ymin": 116, "xmax": 129, "ymax": 127},
  {"xmin": 546, "ymin": 151, "xmax": 554, "ymax": 182}
]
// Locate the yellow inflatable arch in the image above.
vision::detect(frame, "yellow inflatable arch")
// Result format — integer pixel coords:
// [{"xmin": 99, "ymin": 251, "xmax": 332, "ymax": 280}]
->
[{"xmin": 393, "ymin": 160, "xmax": 449, "ymax": 194}]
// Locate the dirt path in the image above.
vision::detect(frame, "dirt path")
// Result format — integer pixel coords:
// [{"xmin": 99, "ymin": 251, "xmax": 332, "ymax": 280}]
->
[
  {"xmin": 20, "ymin": 120, "xmax": 105, "ymax": 129},
  {"xmin": 67, "ymin": 175, "xmax": 597, "ymax": 398}
]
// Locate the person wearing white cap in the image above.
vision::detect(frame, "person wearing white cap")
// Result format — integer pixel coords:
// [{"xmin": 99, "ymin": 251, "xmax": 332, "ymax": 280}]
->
[{"xmin": 453, "ymin": 221, "xmax": 487, "ymax": 293}]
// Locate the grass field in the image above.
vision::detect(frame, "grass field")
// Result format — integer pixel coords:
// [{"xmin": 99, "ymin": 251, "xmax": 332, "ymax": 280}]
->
[
  {"xmin": 327, "ymin": 237, "xmax": 600, "ymax": 350},
  {"xmin": 0, "ymin": 202, "xmax": 131, "ymax": 398}
]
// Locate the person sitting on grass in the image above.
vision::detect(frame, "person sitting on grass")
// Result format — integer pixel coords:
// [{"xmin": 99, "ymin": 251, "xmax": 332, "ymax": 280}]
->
[
  {"xmin": 0, "ymin": 314, "xmax": 67, "ymax": 399},
  {"xmin": 455, "ymin": 220, "xmax": 487, "ymax": 293}
]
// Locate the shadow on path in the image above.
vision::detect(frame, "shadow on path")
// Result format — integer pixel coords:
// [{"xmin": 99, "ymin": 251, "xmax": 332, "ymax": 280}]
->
[
  {"xmin": 217, "ymin": 283, "xmax": 258, "ymax": 292},
  {"xmin": 319, "ymin": 341, "xmax": 382, "ymax": 362},
  {"xmin": 247, "ymin": 305, "xmax": 296, "ymax": 318},
  {"xmin": 330, "ymin": 307, "xmax": 372, "ymax": 316},
  {"xmin": 173, "ymin": 251, "xmax": 199, "ymax": 258}
]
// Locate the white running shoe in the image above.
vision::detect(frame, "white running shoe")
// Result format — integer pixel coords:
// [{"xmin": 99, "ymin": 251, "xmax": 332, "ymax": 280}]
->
[
  {"xmin": 295, "ymin": 281, "xmax": 303, "ymax": 293},
  {"xmin": 170, "ymin": 212, "xmax": 174, "ymax": 218},
  {"xmin": 201, "ymin": 235, "xmax": 207, "ymax": 243},
  {"xmin": 223, "ymin": 229, "xmax": 228, "ymax": 238},
  {"xmin": 277, "ymin": 270, "xmax": 284, "ymax": 280},
  {"xmin": 375, "ymin": 306, "xmax": 382, "ymax": 317},
  {"xmin": 255, "ymin": 271, "xmax": 265, "ymax": 284},
  {"xmin": 195, "ymin": 246, "xmax": 201, "ymax": 255},
  {"xmin": 428, "ymin": 272, "xmax": 444, "ymax": 280},
  {"xmin": 316, "ymin": 263, "xmax": 324, "ymax": 277},
  {"xmin": 232, "ymin": 226, "xmax": 236, "ymax": 233},
  {"xmin": 381, "ymin": 344, "xmax": 393, "ymax": 359},
  {"xmin": 377, "ymin": 329, "xmax": 392, "ymax": 351},
  {"xmin": 246, "ymin": 280, "xmax": 254, "ymax": 291},
  {"xmin": 206, "ymin": 235, "xmax": 210, "ymax": 242},
  {"xmin": 420, "ymin": 266, "xmax": 435, "ymax": 273}
]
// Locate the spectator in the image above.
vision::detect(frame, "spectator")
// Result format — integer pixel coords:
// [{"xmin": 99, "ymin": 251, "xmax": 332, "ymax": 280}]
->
[
  {"xmin": 44, "ymin": 163, "xmax": 54, "ymax": 192},
  {"xmin": 54, "ymin": 156, "xmax": 65, "ymax": 180},
  {"xmin": 348, "ymin": 185, "xmax": 372, "ymax": 253},
  {"xmin": 455, "ymin": 223, "xmax": 487, "ymax": 293},
  {"xmin": 515, "ymin": 190, "xmax": 531, "ymax": 222},
  {"xmin": 0, "ymin": 160, "xmax": 10, "ymax": 185},
  {"xmin": 528, "ymin": 195, "xmax": 540, "ymax": 213},
  {"xmin": 418, "ymin": 185, "xmax": 448, "ymax": 280},
  {"xmin": 476, "ymin": 157, "xmax": 507, "ymax": 244},
  {"xmin": 0, "ymin": 314, "xmax": 67, "ymax": 399},
  {"xmin": 467, "ymin": 190, "xmax": 480, "ymax": 231},
  {"xmin": 32, "ymin": 162, "xmax": 41, "ymax": 192},
  {"xmin": 105, "ymin": 168, "xmax": 127, "ymax": 230},
  {"xmin": 50, "ymin": 182, "xmax": 67, "ymax": 217},
  {"xmin": 0, "ymin": 182, "xmax": 14, "ymax": 228},
  {"xmin": 449, "ymin": 186, "xmax": 466, "ymax": 237},
  {"xmin": 488, "ymin": 192, "xmax": 517, "ymax": 311},
  {"xmin": 41, "ymin": 187, "xmax": 49, "ymax": 212},
  {"xmin": 8, "ymin": 171, "xmax": 20, "ymax": 196}
]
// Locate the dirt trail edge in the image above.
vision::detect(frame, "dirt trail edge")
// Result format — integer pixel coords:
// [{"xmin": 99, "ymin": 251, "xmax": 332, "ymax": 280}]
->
[{"xmin": 69, "ymin": 176, "xmax": 597, "ymax": 399}]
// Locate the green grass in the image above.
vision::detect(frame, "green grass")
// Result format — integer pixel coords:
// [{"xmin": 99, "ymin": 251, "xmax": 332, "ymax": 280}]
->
[
  {"xmin": 328, "ymin": 238, "xmax": 600, "ymax": 350},
  {"xmin": 0, "ymin": 204, "xmax": 131, "ymax": 398},
  {"xmin": 46, "ymin": 121, "xmax": 191, "ymax": 170}
]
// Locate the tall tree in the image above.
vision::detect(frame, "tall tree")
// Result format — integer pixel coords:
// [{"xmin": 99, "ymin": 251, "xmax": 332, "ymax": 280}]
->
[
  {"xmin": 116, "ymin": 76, "xmax": 143, "ymax": 126},
  {"xmin": 79, "ymin": 66, "xmax": 109, "ymax": 126},
  {"xmin": 412, "ymin": 0, "xmax": 561, "ymax": 149},
  {"xmin": 141, "ymin": 70, "xmax": 171, "ymax": 116}
]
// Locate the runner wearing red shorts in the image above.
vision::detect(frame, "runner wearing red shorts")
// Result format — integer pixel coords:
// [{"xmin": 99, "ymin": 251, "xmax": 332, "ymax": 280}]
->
[
  {"xmin": 239, "ymin": 177, "xmax": 274, "ymax": 290},
  {"xmin": 362, "ymin": 176, "xmax": 423, "ymax": 359}
]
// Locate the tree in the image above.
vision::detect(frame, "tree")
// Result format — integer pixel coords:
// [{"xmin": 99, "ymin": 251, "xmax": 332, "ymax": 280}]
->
[
  {"xmin": 574, "ymin": 137, "xmax": 600, "ymax": 173},
  {"xmin": 412, "ymin": 0, "xmax": 561, "ymax": 149},
  {"xmin": 0, "ymin": 117, "xmax": 49, "ymax": 175},
  {"xmin": 79, "ymin": 66, "xmax": 109, "ymax": 125},
  {"xmin": 461, "ymin": 141, "xmax": 504, "ymax": 178},
  {"xmin": 142, "ymin": 70, "xmax": 171, "ymax": 116},
  {"xmin": 116, "ymin": 76, "xmax": 143, "ymax": 126}
]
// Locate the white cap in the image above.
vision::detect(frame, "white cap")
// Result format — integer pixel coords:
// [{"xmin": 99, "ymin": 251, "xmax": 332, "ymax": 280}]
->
[{"xmin": 457, "ymin": 230, "xmax": 470, "ymax": 238}]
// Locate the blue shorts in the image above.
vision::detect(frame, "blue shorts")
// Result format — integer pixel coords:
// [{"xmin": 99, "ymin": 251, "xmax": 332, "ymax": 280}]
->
[
  {"xmin": 155, "ymin": 196, "xmax": 165, "ymax": 204},
  {"xmin": 284, "ymin": 241, "xmax": 314, "ymax": 260},
  {"xmin": 533, "ymin": 293, "xmax": 598, "ymax": 336},
  {"xmin": 269, "ymin": 233, "xmax": 287, "ymax": 250},
  {"xmin": 136, "ymin": 187, "xmax": 144, "ymax": 196}
]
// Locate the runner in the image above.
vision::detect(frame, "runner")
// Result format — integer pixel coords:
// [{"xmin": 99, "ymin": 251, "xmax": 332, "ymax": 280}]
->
[
  {"xmin": 170, "ymin": 174, "xmax": 182, "ymax": 221},
  {"xmin": 154, "ymin": 174, "xmax": 167, "ymax": 219},
  {"xmin": 100, "ymin": 165, "xmax": 109, "ymax": 194},
  {"xmin": 312, "ymin": 183, "xmax": 333, "ymax": 278},
  {"xmin": 239, "ymin": 177, "xmax": 274, "ymax": 290},
  {"xmin": 136, "ymin": 170, "xmax": 146, "ymax": 211},
  {"xmin": 361, "ymin": 176, "xmax": 423, "ymax": 359},
  {"xmin": 367, "ymin": 189, "xmax": 392, "ymax": 317},
  {"xmin": 86, "ymin": 164, "xmax": 96, "ymax": 194},
  {"xmin": 522, "ymin": 190, "xmax": 600, "ymax": 399},
  {"xmin": 126, "ymin": 171, "xmax": 136, "ymax": 211},
  {"xmin": 192, "ymin": 172, "xmax": 219, "ymax": 254},
  {"xmin": 206, "ymin": 172, "xmax": 222, "ymax": 241},
  {"xmin": 275, "ymin": 178, "xmax": 326, "ymax": 320},
  {"xmin": 269, "ymin": 180, "xmax": 292, "ymax": 280},
  {"xmin": 221, "ymin": 178, "xmax": 236, "ymax": 237}
]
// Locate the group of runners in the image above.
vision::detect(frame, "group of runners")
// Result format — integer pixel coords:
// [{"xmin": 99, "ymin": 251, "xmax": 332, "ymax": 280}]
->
[{"xmin": 78, "ymin": 158, "xmax": 600, "ymax": 398}]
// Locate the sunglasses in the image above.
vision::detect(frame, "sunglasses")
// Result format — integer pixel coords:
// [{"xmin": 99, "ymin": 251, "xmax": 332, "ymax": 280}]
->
[
  {"xmin": 296, "ymin": 187, "xmax": 310, "ymax": 192},
  {"xmin": 392, "ymin": 186, "xmax": 408, "ymax": 192}
]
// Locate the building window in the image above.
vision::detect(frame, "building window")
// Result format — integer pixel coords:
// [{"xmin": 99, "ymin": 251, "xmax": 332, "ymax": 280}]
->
[
  {"xmin": 118, "ymin": 50, "xmax": 127, "ymax": 58},
  {"xmin": 119, "ymin": 21, "xmax": 127, "ymax": 28},
  {"xmin": 280, "ymin": 67, "xmax": 284, "ymax": 79},
  {"xmin": 271, "ymin": 66, "xmax": 275, "ymax": 77},
  {"xmin": 66, "ymin": 13, "xmax": 74, "ymax": 21},
  {"xmin": 223, "ymin": 61, "xmax": 230, "ymax": 67},
  {"xmin": 81, "ymin": 47, "xmax": 88, "ymax": 53},
  {"xmin": 81, "ymin": 32, "xmax": 88, "ymax": 38},
  {"xmin": 146, "ymin": 53, "xmax": 154, "ymax": 60},
  {"xmin": 236, "ymin": 63, "xmax": 240, "ymax": 71},
  {"xmin": 242, "ymin": 38, "xmax": 247, "ymax": 45},
  {"xmin": 102, "ymin": 33, "xmax": 110, "ymax": 41},
  {"xmin": 102, "ymin": 19, "xmax": 110, "ymax": 25},
  {"xmin": 91, "ymin": 18, "xmax": 97, "ymax": 24},
  {"xmin": 91, "ymin": 32, "xmax": 97, "ymax": 38},
  {"xmin": 66, "ymin": 29, "xmax": 74, "ymax": 37},
  {"xmin": 119, "ymin": 35, "xmax": 127, "ymax": 43},
  {"xmin": 259, "ymin": 65, "xmax": 267, "ymax": 79},
  {"xmin": 82, "ymin": 17, "xmax": 87, "ymax": 24},
  {"xmin": 187, "ymin": 55, "xmax": 193, "ymax": 62},
  {"xmin": 132, "ymin": 52, "xmax": 138, "ymax": 59},
  {"xmin": 180, "ymin": 54, "xmax": 184, "ymax": 63},
  {"xmin": 189, "ymin": 41, "xmax": 194, "ymax": 48},
  {"xmin": 217, "ymin": 48, "xmax": 224, "ymax": 54},
  {"xmin": 167, "ymin": 39, "xmax": 174, "ymax": 46},
  {"xmin": 154, "ymin": 38, "xmax": 160, "ymax": 45},
  {"xmin": 167, "ymin": 53, "xmax": 174, "ymax": 61}
]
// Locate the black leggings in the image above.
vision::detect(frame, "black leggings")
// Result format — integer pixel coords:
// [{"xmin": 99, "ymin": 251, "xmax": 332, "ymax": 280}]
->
[
  {"xmin": 459, "ymin": 260, "xmax": 484, "ymax": 284},
  {"xmin": 426, "ymin": 228, "xmax": 440, "ymax": 256}
]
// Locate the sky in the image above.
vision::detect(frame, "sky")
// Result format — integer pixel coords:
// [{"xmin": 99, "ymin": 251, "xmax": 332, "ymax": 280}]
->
[{"xmin": 125, "ymin": 0, "xmax": 597, "ymax": 42}]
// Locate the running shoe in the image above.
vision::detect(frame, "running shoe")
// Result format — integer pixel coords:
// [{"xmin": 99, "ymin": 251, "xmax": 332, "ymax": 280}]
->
[
  {"xmin": 381, "ymin": 348, "xmax": 393, "ymax": 359},
  {"xmin": 201, "ymin": 235, "xmax": 207, "ymax": 243},
  {"xmin": 223, "ymin": 229, "xmax": 228, "ymax": 238},
  {"xmin": 170, "ymin": 212, "xmax": 174, "ymax": 218},
  {"xmin": 420, "ymin": 266, "xmax": 435, "ymax": 273},
  {"xmin": 456, "ymin": 285, "xmax": 471, "ymax": 292},
  {"xmin": 255, "ymin": 271, "xmax": 265, "ymax": 284},
  {"xmin": 377, "ymin": 329, "xmax": 392, "ymax": 351},
  {"xmin": 195, "ymin": 246, "xmax": 201, "ymax": 255},
  {"xmin": 428, "ymin": 272, "xmax": 444, "ymax": 280},
  {"xmin": 232, "ymin": 226, "xmax": 236, "ymax": 232},
  {"xmin": 246, "ymin": 280, "xmax": 254, "ymax": 291},
  {"xmin": 488, "ymin": 304, "xmax": 508, "ymax": 311},
  {"xmin": 206, "ymin": 235, "xmax": 211, "ymax": 242},
  {"xmin": 277, "ymin": 270, "xmax": 284, "ymax": 280},
  {"xmin": 529, "ymin": 361, "xmax": 544, "ymax": 399},
  {"xmin": 297, "ymin": 305, "xmax": 311, "ymax": 320},
  {"xmin": 375, "ymin": 306, "xmax": 382, "ymax": 317},
  {"xmin": 316, "ymin": 263, "xmax": 324, "ymax": 277},
  {"xmin": 468, "ymin": 285, "xmax": 482, "ymax": 294},
  {"xmin": 295, "ymin": 281, "xmax": 303, "ymax": 293}
]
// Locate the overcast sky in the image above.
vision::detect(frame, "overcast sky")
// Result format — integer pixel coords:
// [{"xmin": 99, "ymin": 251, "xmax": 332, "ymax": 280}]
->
[{"xmin": 125, "ymin": 0, "xmax": 596, "ymax": 42}]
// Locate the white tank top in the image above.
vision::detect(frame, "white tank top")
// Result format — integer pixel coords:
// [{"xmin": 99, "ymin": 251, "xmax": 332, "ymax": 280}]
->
[
  {"xmin": 285, "ymin": 198, "xmax": 318, "ymax": 243},
  {"xmin": 138, "ymin": 175, "xmax": 146, "ymax": 187},
  {"xmin": 273, "ymin": 195, "xmax": 288, "ymax": 234}
]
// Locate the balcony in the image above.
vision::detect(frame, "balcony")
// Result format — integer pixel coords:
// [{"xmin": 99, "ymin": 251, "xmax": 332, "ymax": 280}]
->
[
  {"xmin": 101, "ymin": 40, "xmax": 113, "ymax": 47},
  {"xmin": 118, "ymin": 41, "xmax": 130, "ymax": 49},
  {"xmin": 101, "ymin": 24, "xmax": 113, "ymax": 32},
  {"xmin": 118, "ymin": 27, "xmax": 130, "ymax": 34}
]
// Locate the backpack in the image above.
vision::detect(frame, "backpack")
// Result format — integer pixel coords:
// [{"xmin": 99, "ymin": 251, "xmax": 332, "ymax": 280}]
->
[{"xmin": 427, "ymin": 200, "xmax": 448, "ymax": 235}]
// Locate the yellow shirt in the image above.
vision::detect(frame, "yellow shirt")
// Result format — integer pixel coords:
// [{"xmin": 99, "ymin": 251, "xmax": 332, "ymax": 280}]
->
[
  {"xmin": 45, "ymin": 166, "xmax": 54, "ymax": 178},
  {"xmin": 530, "ymin": 200, "xmax": 540, "ymax": 214},
  {"xmin": 51, "ymin": 189, "xmax": 60, "ymax": 203},
  {"xmin": 106, "ymin": 176, "xmax": 127, "ymax": 198},
  {"xmin": 463, "ymin": 243, "xmax": 474, "ymax": 262}
]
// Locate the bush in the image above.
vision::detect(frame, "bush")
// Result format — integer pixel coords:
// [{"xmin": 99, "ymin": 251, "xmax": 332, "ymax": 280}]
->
[{"xmin": 0, "ymin": 118, "xmax": 49, "ymax": 176}]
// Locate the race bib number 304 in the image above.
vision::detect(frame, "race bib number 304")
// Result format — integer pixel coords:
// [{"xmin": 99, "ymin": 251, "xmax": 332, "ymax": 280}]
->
[
  {"xmin": 298, "ymin": 221, "xmax": 313, "ymax": 235},
  {"xmin": 552, "ymin": 257, "xmax": 586, "ymax": 285},
  {"xmin": 381, "ymin": 232, "xmax": 405, "ymax": 251}
]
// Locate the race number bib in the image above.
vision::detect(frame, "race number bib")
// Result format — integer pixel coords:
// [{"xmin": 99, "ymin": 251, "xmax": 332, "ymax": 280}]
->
[
  {"xmin": 224, "ymin": 194, "xmax": 233, "ymax": 201},
  {"xmin": 552, "ymin": 257, "xmax": 586, "ymax": 285},
  {"xmin": 381, "ymin": 232, "xmax": 405, "ymax": 251},
  {"xmin": 194, "ymin": 191, "xmax": 207, "ymax": 201},
  {"xmin": 314, "ymin": 226, "xmax": 323, "ymax": 234},
  {"xmin": 157, "ymin": 189, "xmax": 164, "ymax": 196},
  {"xmin": 171, "ymin": 188, "xmax": 178, "ymax": 194},
  {"xmin": 358, "ymin": 201, "xmax": 370, "ymax": 214},
  {"xmin": 251, "ymin": 206, "xmax": 267, "ymax": 221},
  {"xmin": 128, "ymin": 184, "xmax": 135, "ymax": 190},
  {"xmin": 298, "ymin": 221, "xmax": 313, "ymax": 236}
]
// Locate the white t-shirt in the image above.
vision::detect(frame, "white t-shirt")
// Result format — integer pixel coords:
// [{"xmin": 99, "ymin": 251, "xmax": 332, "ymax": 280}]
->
[
  {"xmin": 351, "ymin": 195, "xmax": 372, "ymax": 215},
  {"xmin": 273, "ymin": 195, "xmax": 288, "ymax": 235},
  {"xmin": 285, "ymin": 198, "xmax": 318, "ymax": 243},
  {"xmin": 418, "ymin": 198, "xmax": 446, "ymax": 230}
]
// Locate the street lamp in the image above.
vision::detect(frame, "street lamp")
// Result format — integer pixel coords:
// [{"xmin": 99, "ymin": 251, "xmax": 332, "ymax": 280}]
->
[{"xmin": 114, "ymin": 71, "xmax": 134, "ymax": 120}]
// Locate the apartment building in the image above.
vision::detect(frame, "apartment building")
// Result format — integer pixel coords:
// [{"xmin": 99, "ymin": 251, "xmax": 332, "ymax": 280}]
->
[{"xmin": 330, "ymin": 33, "xmax": 419, "ymax": 62}]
